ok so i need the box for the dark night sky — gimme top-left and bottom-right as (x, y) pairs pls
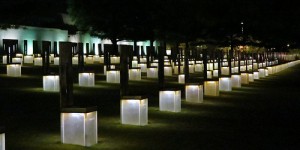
(0, 0), (299, 47)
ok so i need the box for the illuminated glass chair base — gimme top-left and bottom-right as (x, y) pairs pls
(147, 67), (158, 78)
(129, 68), (142, 81)
(178, 74), (185, 84)
(219, 77), (232, 91)
(61, 107), (97, 147)
(43, 75), (60, 91)
(0, 127), (5, 150)
(204, 81), (219, 96)
(121, 96), (148, 126)
(7, 64), (21, 77)
(106, 70), (120, 83)
(231, 75), (241, 88)
(241, 73), (249, 84)
(24, 55), (34, 64)
(79, 73), (95, 87)
(34, 57), (43, 66)
(248, 73), (254, 82)
(185, 84), (203, 103)
(54, 57), (59, 65)
(159, 89), (181, 112)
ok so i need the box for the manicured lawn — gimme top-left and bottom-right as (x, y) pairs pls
(1, 63), (300, 149)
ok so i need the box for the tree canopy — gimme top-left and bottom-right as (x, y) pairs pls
(1, 0), (300, 50)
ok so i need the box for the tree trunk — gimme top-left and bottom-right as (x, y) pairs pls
(158, 41), (165, 90)
(184, 41), (190, 83)
(120, 45), (129, 96)
(77, 43), (84, 73)
(42, 41), (50, 75)
(59, 42), (74, 108)
(203, 48), (208, 80)
(229, 39), (233, 75)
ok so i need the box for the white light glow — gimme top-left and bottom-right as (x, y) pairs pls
(219, 77), (232, 91)
(0, 133), (4, 150)
(147, 68), (158, 78)
(121, 98), (148, 126)
(129, 69), (141, 81)
(61, 111), (97, 146)
(204, 81), (219, 96)
(231, 75), (241, 88)
(7, 64), (21, 77)
(79, 73), (95, 87)
(106, 70), (120, 83)
(185, 85), (203, 103)
(43, 75), (60, 91)
(159, 90), (181, 112)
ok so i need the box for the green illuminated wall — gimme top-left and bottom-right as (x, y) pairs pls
(0, 26), (68, 55)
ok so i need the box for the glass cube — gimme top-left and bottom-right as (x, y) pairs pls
(121, 96), (148, 126)
(265, 69), (269, 76)
(240, 65), (246, 72)
(99, 56), (104, 64)
(207, 71), (213, 79)
(129, 68), (141, 81)
(106, 70), (120, 83)
(159, 90), (181, 112)
(103, 65), (115, 75)
(267, 67), (273, 75)
(247, 65), (253, 71)
(231, 75), (241, 88)
(178, 74), (185, 84)
(147, 67), (158, 78)
(234, 67), (239, 73)
(43, 75), (60, 92)
(185, 84), (203, 103)
(204, 81), (219, 96)
(221, 67), (230, 76)
(54, 57), (60, 65)
(207, 63), (213, 70)
(253, 63), (258, 70)
(140, 57), (147, 63)
(253, 72), (260, 79)
(173, 66), (184, 74)
(166, 49), (171, 55)
(258, 69), (265, 78)
(150, 62), (158, 67)
(219, 77), (232, 91)
(189, 64), (195, 73)
(61, 107), (97, 147)
(34, 57), (43, 66)
(7, 64), (21, 77)
(110, 56), (120, 64)
(2, 56), (7, 64)
(24, 55), (34, 64)
(12, 57), (23, 65)
(213, 70), (218, 78)
(0, 127), (4, 150)
(50, 54), (54, 61)
(79, 73), (95, 87)
(72, 57), (78, 65)
(132, 60), (138, 68)
(138, 63), (147, 73)
(164, 66), (172, 76)
(93, 55), (101, 62)
(241, 73), (249, 84)
(248, 73), (254, 82)
(195, 64), (203, 72)
(213, 62), (218, 69)
(85, 56), (94, 64)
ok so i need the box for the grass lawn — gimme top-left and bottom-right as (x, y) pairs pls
(1, 63), (300, 149)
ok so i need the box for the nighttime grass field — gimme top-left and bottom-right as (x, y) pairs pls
(1, 63), (300, 149)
